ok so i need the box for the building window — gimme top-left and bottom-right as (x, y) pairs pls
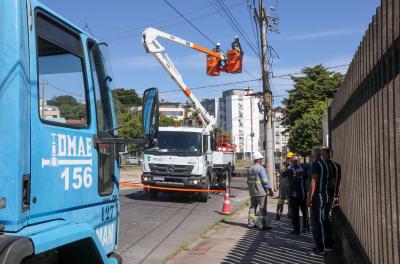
(36, 14), (88, 127)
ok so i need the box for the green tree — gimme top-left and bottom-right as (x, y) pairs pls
(282, 65), (344, 156)
(47, 95), (86, 120)
(159, 114), (175, 126)
(118, 113), (176, 139)
(112, 88), (142, 113)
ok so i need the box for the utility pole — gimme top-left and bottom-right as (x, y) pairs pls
(256, 0), (276, 190)
(41, 79), (47, 119)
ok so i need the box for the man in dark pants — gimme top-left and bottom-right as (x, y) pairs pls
(307, 148), (333, 255)
(247, 151), (274, 230)
(276, 155), (291, 220)
(322, 148), (342, 216)
(288, 154), (309, 235)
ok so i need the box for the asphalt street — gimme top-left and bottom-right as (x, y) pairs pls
(117, 172), (249, 264)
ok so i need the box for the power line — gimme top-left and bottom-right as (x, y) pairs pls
(271, 64), (350, 79)
(99, 0), (245, 41)
(163, 0), (216, 45)
(208, 0), (260, 58)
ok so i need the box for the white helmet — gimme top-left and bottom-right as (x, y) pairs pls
(216, 42), (221, 46)
(253, 151), (264, 160)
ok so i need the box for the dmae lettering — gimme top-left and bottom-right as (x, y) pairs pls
(52, 134), (92, 157)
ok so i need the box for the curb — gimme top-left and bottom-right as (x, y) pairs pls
(163, 198), (250, 264)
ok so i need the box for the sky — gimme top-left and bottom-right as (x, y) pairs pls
(40, 0), (381, 106)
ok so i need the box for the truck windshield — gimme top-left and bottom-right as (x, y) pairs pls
(157, 131), (201, 154)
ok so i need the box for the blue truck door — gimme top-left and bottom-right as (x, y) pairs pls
(87, 40), (121, 251)
(29, 11), (100, 223)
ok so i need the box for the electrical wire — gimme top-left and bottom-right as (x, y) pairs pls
(271, 64), (350, 79)
(163, 0), (216, 45)
(99, 0), (245, 42)
(208, 0), (260, 59)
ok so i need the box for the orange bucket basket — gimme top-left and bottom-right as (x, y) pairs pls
(225, 49), (243, 74)
(206, 55), (221, 76)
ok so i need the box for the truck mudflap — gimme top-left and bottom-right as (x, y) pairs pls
(0, 236), (34, 264)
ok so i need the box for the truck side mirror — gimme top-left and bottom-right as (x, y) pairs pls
(142, 87), (159, 147)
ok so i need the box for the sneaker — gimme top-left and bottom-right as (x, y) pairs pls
(308, 248), (325, 256)
(325, 247), (334, 252)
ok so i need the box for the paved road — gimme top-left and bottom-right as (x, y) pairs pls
(117, 175), (249, 264)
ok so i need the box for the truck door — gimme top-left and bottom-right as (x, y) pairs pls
(29, 11), (101, 222)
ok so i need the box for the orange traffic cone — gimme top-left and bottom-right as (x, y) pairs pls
(143, 186), (149, 196)
(221, 188), (232, 215)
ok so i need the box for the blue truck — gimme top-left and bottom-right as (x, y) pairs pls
(0, 1), (159, 263)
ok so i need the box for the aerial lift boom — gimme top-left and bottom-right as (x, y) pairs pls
(142, 27), (225, 131)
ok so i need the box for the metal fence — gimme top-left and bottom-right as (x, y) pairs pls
(329, 0), (400, 262)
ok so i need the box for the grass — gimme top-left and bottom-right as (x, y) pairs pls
(162, 199), (250, 264)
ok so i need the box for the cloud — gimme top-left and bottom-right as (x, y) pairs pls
(283, 29), (361, 40)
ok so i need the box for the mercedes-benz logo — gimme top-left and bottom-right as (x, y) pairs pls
(167, 166), (175, 174)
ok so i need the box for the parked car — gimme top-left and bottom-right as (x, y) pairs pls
(127, 157), (142, 165)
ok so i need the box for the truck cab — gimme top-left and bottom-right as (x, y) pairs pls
(142, 127), (212, 202)
(0, 1), (159, 263)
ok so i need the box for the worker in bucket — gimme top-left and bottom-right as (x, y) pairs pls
(213, 42), (226, 68)
(231, 36), (242, 52)
(247, 151), (274, 230)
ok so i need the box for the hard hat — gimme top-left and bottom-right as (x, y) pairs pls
(216, 42), (221, 46)
(253, 151), (264, 160)
(234, 36), (239, 40)
(286, 151), (294, 158)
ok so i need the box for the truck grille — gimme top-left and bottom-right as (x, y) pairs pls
(149, 164), (194, 176)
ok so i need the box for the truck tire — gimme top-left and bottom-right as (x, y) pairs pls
(149, 189), (159, 200)
(200, 176), (210, 203)
(108, 252), (123, 264)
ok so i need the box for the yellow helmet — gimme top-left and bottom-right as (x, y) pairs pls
(286, 151), (294, 158)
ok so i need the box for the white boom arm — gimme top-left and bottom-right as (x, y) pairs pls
(142, 27), (223, 131)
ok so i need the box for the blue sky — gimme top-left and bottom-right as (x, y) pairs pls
(40, 0), (380, 105)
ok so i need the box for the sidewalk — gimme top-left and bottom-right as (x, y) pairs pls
(168, 197), (343, 264)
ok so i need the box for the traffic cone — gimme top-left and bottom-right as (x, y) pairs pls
(221, 188), (232, 215)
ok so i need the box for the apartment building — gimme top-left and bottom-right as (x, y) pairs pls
(202, 88), (260, 159)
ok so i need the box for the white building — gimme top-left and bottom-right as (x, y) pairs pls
(202, 88), (260, 159)
(131, 101), (187, 121)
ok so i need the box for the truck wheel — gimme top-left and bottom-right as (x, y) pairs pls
(149, 189), (159, 200)
(200, 177), (210, 203)
(108, 252), (123, 264)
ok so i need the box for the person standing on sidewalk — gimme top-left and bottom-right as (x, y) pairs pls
(247, 151), (274, 230)
(276, 153), (292, 220)
(322, 148), (342, 215)
(306, 148), (333, 255)
(287, 154), (309, 235)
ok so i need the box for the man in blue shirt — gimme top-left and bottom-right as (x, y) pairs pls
(247, 151), (274, 230)
(288, 154), (309, 235)
(307, 148), (333, 255)
(322, 148), (342, 216)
